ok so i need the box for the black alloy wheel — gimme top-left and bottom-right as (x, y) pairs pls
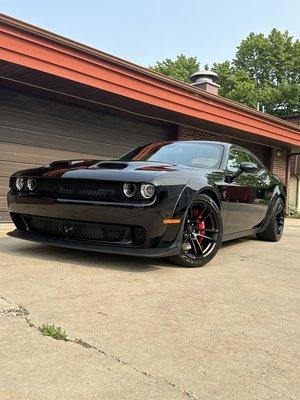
(169, 194), (222, 267)
(256, 197), (285, 242)
(275, 201), (285, 237)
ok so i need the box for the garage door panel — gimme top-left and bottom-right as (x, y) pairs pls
(0, 90), (171, 138)
(0, 143), (107, 165)
(0, 108), (170, 146)
(0, 88), (173, 221)
(0, 213), (8, 223)
(0, 197), (7, 212)
(0, 149), (47, 165)
(0, 127), (130, 158)
(0, 161), (40, 177)
(0, 198), (9, 223)
(0, 177), (9, 187)
(0, 185), (8, 196)
(0, 212), (8, 223)
(0, 112), (144, 146)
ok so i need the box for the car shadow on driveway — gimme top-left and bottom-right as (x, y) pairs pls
(0, 238), (170, 272)
(0, 234), (256, 272)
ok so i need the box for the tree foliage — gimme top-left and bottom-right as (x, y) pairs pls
(150, 30), (300, 116)
(150, 54), (200, 83)
(213, 29), (300, 115)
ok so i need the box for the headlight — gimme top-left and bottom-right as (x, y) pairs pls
(123, 183), (137, 198)
(140, 183), (155, 199)
(15, 177), (25, 191)
(27, 178), (37, 191)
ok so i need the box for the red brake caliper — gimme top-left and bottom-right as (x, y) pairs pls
(198, 220), (206, 244)
(193, 208), (205, 244)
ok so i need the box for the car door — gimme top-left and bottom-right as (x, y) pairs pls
(246, 152), (274, 221)
(219, 147), (264, 235)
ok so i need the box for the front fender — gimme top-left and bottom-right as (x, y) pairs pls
(172, 177), (221, 216)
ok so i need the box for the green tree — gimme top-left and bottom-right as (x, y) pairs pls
(150, 54), (200, 83)
(150, 29), (300, 116)
(213, 61), (258, 108)
(213, 29), (300, 116)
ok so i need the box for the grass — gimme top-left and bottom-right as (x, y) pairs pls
(39, 324), (68, 341)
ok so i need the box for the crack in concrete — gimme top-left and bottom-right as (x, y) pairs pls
(0, 305), (29, 318)
(0, 294), (11, 303)
(0, 299), (199, 400)
(0, 301), (34, 327)
(70, 338), (199, 400)
(1, 297), (296, 400)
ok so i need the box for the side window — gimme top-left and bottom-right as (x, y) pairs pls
(227, 149), (250, 173)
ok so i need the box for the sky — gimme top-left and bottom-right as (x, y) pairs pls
(0, 0), (299, 69)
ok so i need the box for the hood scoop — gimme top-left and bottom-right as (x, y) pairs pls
(94, 162), (128, 170)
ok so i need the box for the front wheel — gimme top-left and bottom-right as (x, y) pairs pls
(168, 194), (222, 267)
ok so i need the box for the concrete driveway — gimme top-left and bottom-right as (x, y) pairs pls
(0, 219), (299, 400)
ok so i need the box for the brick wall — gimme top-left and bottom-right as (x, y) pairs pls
(180, 126), (232, 142)
(271, 149), (289, 185)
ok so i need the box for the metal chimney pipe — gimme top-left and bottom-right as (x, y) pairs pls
(190, 70), (220, 95)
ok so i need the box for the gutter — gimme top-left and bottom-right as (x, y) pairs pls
(0, 12), (299, 134)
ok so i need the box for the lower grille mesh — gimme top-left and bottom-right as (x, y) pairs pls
(21, 215), (146, 244)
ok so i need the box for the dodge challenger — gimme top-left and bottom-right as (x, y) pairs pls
(7, 141), (286, 267)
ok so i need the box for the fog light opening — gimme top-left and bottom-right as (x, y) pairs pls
(27, 178), (37, 191)
(123, 183), (137, 198)
(140, 183), (155, 199)
(15, 177), (25, 191)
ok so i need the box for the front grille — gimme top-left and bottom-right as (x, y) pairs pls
(20, 214), (146, 245)
(32, 179), (124, 202)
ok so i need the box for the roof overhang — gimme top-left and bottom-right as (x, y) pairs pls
(0, 13), (299, 151)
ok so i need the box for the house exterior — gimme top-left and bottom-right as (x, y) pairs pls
(0, 13), (299, 222)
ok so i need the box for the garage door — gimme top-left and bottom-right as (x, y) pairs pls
(0, 87), (175, 222)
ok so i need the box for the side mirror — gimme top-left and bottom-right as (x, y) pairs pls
(240, 161), (258, 174)
(226, 161), (258, 183)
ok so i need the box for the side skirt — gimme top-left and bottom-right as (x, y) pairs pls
(222, 228), (262, 242)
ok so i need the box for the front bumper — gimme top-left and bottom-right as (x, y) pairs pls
(7, 229), (182, 257)
(7, 193), (184, 257)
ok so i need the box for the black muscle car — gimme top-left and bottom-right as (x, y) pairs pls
(7, 141), (286, 267)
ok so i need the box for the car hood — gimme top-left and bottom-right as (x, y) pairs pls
(16, 159), (209, 182)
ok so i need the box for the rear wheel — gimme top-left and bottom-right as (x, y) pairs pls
(168, 194), (222, 267)
(256, 197), (285, 242)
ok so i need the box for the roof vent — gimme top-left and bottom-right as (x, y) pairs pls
(190, 70), (220, 95)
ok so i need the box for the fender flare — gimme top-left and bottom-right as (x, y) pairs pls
(172, 183), (221, 216)
(257, 187), (285, 231)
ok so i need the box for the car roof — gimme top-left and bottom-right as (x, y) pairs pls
(173, 140), (254, 152)
(162, 140), (232, 149)
(179, 140), (230, 146)
(144, 140), (256, 154)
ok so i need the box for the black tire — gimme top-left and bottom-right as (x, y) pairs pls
(168, 194), (222, 267)
(256, 197), (285, 242)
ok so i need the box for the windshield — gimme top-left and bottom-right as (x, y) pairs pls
(120, 142), (223, 169)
